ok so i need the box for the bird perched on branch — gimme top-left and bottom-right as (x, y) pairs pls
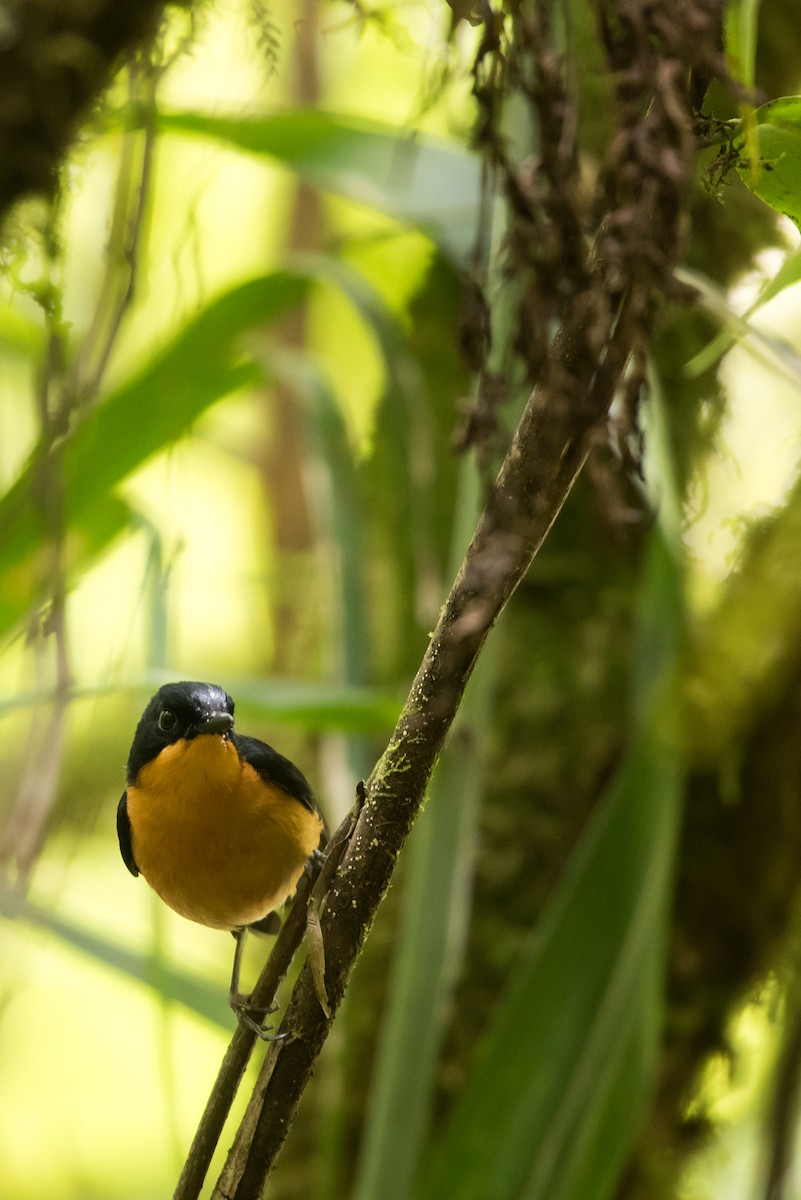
(117, 680), (324, 1035)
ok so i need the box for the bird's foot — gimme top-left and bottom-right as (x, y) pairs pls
(304, 846), (327, 876)
(229, 992), (285, 1041)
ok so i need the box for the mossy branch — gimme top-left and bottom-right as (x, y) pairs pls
(0, 0), (181, 225)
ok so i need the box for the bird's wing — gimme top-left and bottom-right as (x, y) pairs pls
(233, 733), (318, 815)
(117, 792), (140, 877)
(248, 911), (283, 935)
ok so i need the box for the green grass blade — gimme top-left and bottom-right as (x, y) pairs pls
(677, 266), (801, 391)
(354, 654), (499, 1200)
(271, 341), (374, 776)
(158, 109), (480, 260)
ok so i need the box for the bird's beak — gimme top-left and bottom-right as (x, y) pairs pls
(194, 712), (234, 737)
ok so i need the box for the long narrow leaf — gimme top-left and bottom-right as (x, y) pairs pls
(0, 271), (312, 640)
(0, 493), (133, 639)
(158, 110), (480, 261)
(685, 245), (801, 379)
(678, 266), (801, 392)
(0, 675), (399, 733)
(224, 676), (399, 733)
(267, 343), (375, 773)
(0, 885), (230, 1028)
(725, 0), (763, 88)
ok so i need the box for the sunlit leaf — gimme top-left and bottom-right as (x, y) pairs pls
(0, 306), (42, 359)
(725, 0), (764, 88)
(0, 271), (311, 640)
(267, 345), (373, 740)
(0, 674), (399, 733)
(685, 244), (801, 378)
(678, 266), (801, 390)
(737, 97), (801, 229)
(158, 109), (480, 261)
(196, 675), (400, 734)
(0, 885), (230, 1028)
(750, 240), (801, 309)
(357, 251), (468, 675)
(0, 493), (132, 639)
(59, 272), (310, 521)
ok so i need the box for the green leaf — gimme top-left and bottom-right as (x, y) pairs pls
(725, 0), (763, 88)
(417, 533), (684, 1200)
(750, 241), (801, 310)
(237, 256), (420, 721)
(208, 676), (400, 734)
(0, 306), (43, 360)
(265, 344), (374, 750)
(0, 271), (311, 641)
(0, 493), (133, 640)
(737, 96), (801, 229)
(158, 109), (480, 261)
(685, 245), (801, 379)
(354, 728), (486, 1200)
(0, 885), (230, 1028)
(678, 266), (801, 390)
(60, 272), (310, 524)
(0, 674), (399, 733)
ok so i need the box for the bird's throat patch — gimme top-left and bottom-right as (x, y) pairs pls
(134, 733), (240, 806)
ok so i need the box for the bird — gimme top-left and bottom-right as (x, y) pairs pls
(117, 680), (325, 1036)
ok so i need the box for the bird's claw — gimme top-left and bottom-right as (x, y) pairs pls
(230, 993), (284, 1040)
(304, 846), (327, 876)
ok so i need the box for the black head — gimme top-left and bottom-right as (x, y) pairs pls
(126, 681), (235, 784)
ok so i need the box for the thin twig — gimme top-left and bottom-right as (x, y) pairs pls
(0, 48), (162, 884)
(71, 56), (159, 404)
(0, 212), (72, 882)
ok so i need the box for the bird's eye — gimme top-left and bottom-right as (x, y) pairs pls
(158, 709), (177, 732)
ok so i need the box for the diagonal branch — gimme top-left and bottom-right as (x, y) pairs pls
(172, 869), (318, 1200)
(175, 3), (722, 1197)
(213, 306), (653, 1200)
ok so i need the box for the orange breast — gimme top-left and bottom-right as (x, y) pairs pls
(125, 734), (322, 930)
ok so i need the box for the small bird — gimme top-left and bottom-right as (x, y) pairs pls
(117, 680), (324, 1035)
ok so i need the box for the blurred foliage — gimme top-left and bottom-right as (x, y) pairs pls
(3, 2), (801, 1200)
